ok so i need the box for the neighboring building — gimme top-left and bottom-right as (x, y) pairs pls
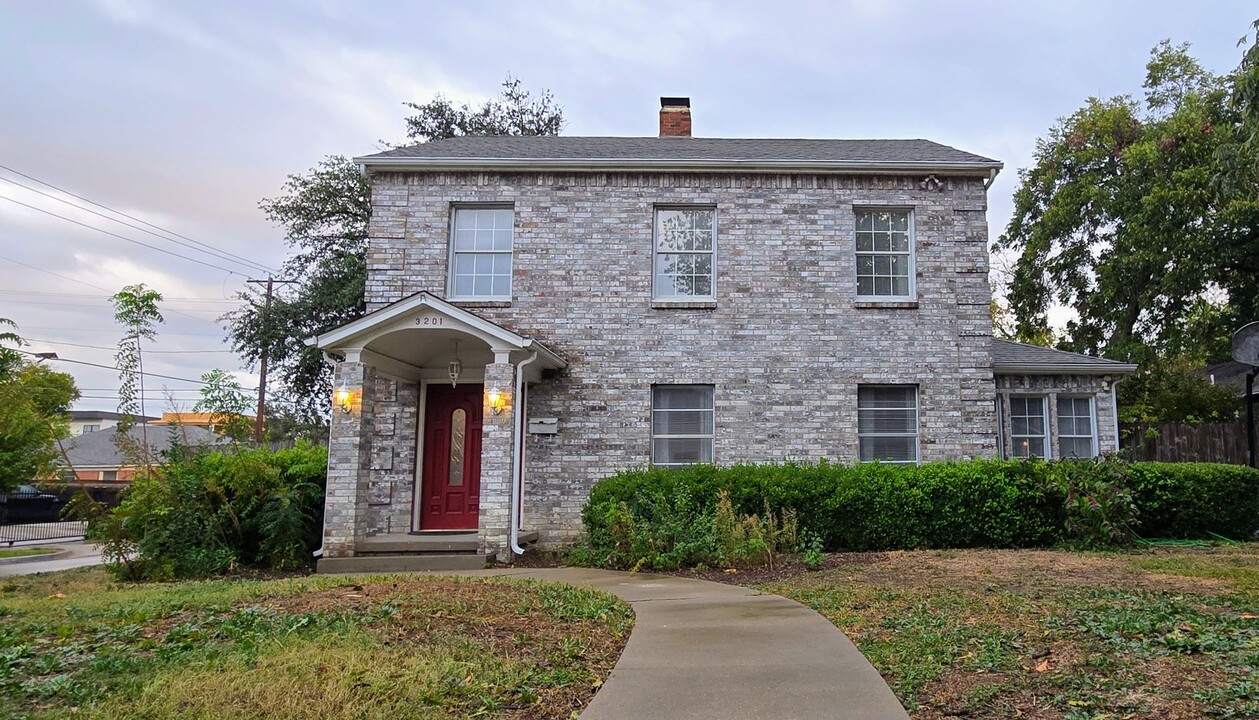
(59, 425), (225, 483)
(312, 97), (1137, 570)
(149, 412), (257, 430)
(68, 410), (156, 436)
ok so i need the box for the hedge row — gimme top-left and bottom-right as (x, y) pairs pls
(579, 460), (1259, 567)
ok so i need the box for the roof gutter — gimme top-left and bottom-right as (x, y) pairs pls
(993, 363), (1138, 375)
(353, 156), (1004, 177)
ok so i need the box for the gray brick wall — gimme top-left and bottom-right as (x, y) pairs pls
(357, 171), (997, 547)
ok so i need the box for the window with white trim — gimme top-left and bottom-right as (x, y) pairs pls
(651, 385), (714, 467)
(654, 208), (715, 299)
(1009, 396), (1049, 459)
(81, 424), (100, 434)
(449, 207), (513, 300)
(1056, 396), (1098, 458)
(857, 385), (919, 463)
(855, 209), (913, 298)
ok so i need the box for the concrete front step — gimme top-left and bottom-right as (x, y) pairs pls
(316, 553), (490, 574)
(357, 533), (478, 555)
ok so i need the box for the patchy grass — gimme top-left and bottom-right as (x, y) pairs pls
(755, 546), (1259, 719)
(0, 548), (55, 559)
(0, 568), (633, 719)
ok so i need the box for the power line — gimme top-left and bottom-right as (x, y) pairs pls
(14, 326), (220, 336)
(0, 255), (230, 327)
(0, 174), (274, 276)
(0, 163), (278, 275)
(0, 289), (242, 304)
(16, 349), (215, 384)
(0, 193), (245, 276)
(25, 339), (235, 354)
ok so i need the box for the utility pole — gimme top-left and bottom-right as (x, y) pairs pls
(247, 277), (297, 444)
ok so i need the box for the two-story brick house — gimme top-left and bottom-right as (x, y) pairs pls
(312, 98), (1135, 572)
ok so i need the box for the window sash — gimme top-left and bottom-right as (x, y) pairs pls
(654, 208), (716, 299)
(1009, 396), (1049, 459)
(449, 207), (514, 300)
(857, 385), (919, 464)
(651, 385), (714, 467)
(854, 209), (913, 299)
(1056, 396), (1097, 458)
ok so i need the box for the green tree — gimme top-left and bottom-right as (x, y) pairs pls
(0, 322), (79, 491)
(111, 284), (164, 460)
(192, 369), (254, 443)
(995, 41), (1257, 362)
(227, 76), (564, 422)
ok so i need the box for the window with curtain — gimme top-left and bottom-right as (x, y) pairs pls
(1056, 396), (1097, 458)
(654, 208), (716, 299)
(651, 385), (714, 467)
(857, 385), (919, 463)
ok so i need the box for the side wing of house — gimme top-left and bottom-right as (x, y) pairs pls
(992, 339), (1137, 459)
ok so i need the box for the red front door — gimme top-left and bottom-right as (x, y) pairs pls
(419, 384), (483, 530)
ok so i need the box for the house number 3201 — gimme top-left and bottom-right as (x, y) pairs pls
(416, 316), (443, 326)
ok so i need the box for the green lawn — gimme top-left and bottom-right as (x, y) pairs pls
(0, 568), (633, 719)
(757, 546), (1259, 719)
(0, 548), (55, 559)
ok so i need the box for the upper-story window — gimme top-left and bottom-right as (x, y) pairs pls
(654, 207), (716, 299)
(855, 209), (914, 299)
(449, 207), (513, 301)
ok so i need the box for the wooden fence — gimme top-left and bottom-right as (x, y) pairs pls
(1121, 421), (1252, 465)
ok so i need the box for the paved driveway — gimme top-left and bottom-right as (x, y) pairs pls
(0, 541), (103, 576)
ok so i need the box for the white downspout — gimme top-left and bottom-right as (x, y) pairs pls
(509, 352), (538, 556)
(1109, 378), (1123, 456)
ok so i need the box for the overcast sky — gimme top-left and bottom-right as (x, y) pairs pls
(1, 0), (1254, 414)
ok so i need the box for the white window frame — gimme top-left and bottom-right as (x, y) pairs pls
(653, 206), (717, 300)
(856, 384), (920, 464)
(1009, 395), (1050, 459)
(650, 384), (715, 468)
(81, 424), (100, 434)
(854, 207), (916, 300)
(1056, 395), (1099, 459)
(447, 205), (514, 302)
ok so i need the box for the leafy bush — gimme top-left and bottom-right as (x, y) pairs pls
(1128, 463), (1259, 540)
(577, 459), (1259, 569)
(88, 441), (327, 580)
(1052, 457), (1139, 549)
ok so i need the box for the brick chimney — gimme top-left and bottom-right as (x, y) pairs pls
(659, 97), (691, 137)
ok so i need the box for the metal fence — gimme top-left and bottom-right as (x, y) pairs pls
(0, 489), (87, 546)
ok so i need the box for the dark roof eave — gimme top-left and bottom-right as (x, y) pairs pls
(353, 156), (1004, 176)
(994, 362), (1138, 375)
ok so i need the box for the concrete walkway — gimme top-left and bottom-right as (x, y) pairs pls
(0, 541), (103, 577)
(466, 567), (909, 720)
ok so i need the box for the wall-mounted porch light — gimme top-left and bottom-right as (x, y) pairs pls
(449, 340), (463, 387)
(335, 382), (354, 414)
(486, 385), (507, 415)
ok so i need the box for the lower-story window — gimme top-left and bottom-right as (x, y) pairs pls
(857, 385), (919, 463)
(1010, 396), (1049, 458)
(1057, 395), (1098, 458)
(651, 385), (714, 467)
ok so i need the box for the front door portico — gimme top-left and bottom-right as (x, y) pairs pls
(419, 383), (483, 530)
(310, 291), (566, 562)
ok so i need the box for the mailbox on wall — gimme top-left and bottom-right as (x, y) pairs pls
(527, 418), (559, 435)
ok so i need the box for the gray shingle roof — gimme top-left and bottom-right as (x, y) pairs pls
(357, 136), (1001, 170)
(60, 425), (226, 468)
(70, 410), (156, 422)
(992, 339), (1137, 374)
